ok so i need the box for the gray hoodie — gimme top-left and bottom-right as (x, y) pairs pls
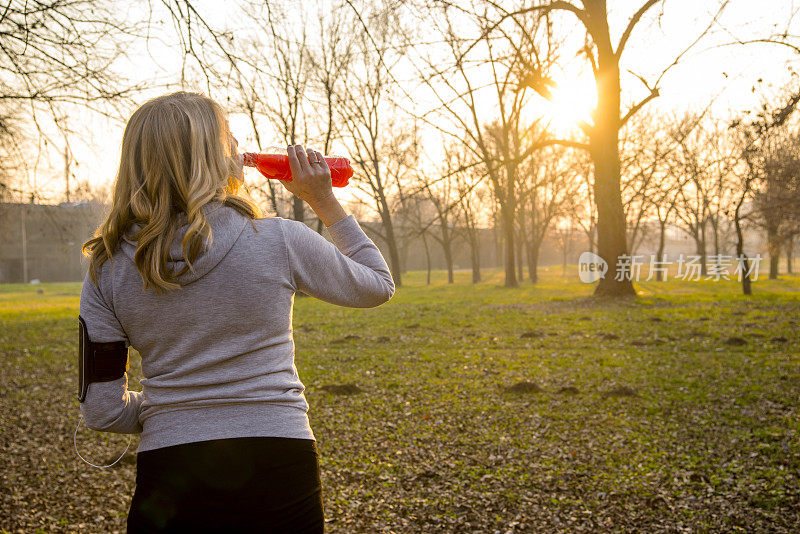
(79, 200), (394, 452)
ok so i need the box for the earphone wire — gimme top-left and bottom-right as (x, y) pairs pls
(73, 414), (132, 469)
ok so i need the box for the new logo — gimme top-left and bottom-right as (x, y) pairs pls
(578, 252), (608, 283)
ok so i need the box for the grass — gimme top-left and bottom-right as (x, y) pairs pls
(1, 266), (799, 532)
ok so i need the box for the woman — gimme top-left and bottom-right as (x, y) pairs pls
(79, 91), (395, 533)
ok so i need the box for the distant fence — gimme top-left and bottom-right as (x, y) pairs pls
(0, 201), (507, 283)
(0, 202), (108, 283)
(0, 201), (773, 284)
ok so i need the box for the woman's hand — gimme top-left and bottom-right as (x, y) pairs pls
(284, 144), (335, 207)
(228, 134), (244, 181)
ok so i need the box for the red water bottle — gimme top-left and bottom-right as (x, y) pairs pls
(242, 149), (352, 187)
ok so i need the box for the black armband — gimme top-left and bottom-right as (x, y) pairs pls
(77, 315), (129, 402)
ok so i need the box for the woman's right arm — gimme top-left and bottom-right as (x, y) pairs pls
(279, 211), (395, 308)
(278, 144), (394, 308)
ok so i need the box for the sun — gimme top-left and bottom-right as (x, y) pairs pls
(540, 75), (597, 136)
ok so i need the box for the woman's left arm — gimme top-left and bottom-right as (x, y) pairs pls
(78, 272), (143, 435)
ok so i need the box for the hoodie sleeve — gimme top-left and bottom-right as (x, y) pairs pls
(78, 270), (143, 435)
(280, 214), (395, 308)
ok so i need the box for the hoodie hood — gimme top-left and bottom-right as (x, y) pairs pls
(120, 200), (248, 285)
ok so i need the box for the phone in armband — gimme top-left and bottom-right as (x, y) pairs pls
(75, 315), (132, 469)
(77, 315), (129, 402)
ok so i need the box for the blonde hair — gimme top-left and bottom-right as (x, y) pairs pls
(82, 91), (263, 294)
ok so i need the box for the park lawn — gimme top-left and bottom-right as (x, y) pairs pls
(1, 267), (799, 533)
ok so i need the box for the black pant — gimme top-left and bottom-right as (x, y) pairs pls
(127, 436), (324, 533)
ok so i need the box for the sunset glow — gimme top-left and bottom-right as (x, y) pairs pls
(540, 74), (597, 136)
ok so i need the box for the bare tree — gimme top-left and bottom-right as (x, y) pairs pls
(164, 0), (357, 228)
(307, 0), (354, 156)
(232, 0), (313, 223)
(0, 0), (142, 196)
(646, 169), (681, 282)
(336, 5), (411, 286)
(448, 147), (491, 283)
(460, 0), (729, 296)
(668, 113), (727, 276)
(407, 3), (564, 287)
(231, 74), (289, 218)
(618, 110), (677, 255)
(754, 128), (800, 279)
(570, 152), (596, 255)
(306, 0), (356, 233)
(416, 148), (466, 284)
(518, 143), (581, 283)
(400, 188), (438, 284)
(456, 174), (489, 283)
(553, 218), (576, 277)
(729, 81), (800, 293)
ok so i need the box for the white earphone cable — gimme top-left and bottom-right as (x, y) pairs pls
(73, 414), (132, 469)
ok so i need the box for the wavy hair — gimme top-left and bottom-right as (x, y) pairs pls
(82, 91), (263, 294)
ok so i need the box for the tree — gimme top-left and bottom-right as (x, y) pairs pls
(553, 218), (576, 277)
(669, 113), (724, 276)
(729, 81), (800, 293)
(571, 152), (597, 255)
(469, 0), (727, 296)
(306, 0), (356, 233)
(417, 148), (465, 284)
(219, 0), (314, 223)
(754, 128), (800, 279)
(442, 143), (489, 284)
(336, 4), (411, 287)
(454, 168), (489, 283)
(518, 143), (581, 283)
(0, 0), (142, 196)
(618, 110), (679, 256)
(400, 188), (438, 285)
(408, 2), (564, 287)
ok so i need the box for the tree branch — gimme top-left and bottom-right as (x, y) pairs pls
(615, 0), (661, 59)
(620, 88), (660, 127)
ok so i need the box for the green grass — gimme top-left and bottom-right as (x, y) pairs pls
(1, 266), (799, 532)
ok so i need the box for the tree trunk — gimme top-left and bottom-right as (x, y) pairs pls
(591, 142), (633, 295)
(468, 227), (482, 283)
(422, 232), (431, 285)
(442, 225), (454, 284)
(699, 220), (708, 276)
(444, 241), (454, 284)
(399, 233), (411, 276)
(378, 197), (403, 287)
(516, 230), (525, 283)
(735, 207), (752, 295)
(786, 237), (794, 275)
(493, 211), (502, 272)
(768, 230), (780, 279)
(266, 180), (281, 217)
(656, 219), (667, 282)
(501, 203), (518, 287)
(528, 238), (540, 284)
(695, 236), (707, 277)
(472, 241), (481, 284)
(587, 2), (635, 298)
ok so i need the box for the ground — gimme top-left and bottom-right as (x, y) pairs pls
(1, 267), (799, 533)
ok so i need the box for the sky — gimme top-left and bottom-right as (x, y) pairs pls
(16, 0), (800, 209)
